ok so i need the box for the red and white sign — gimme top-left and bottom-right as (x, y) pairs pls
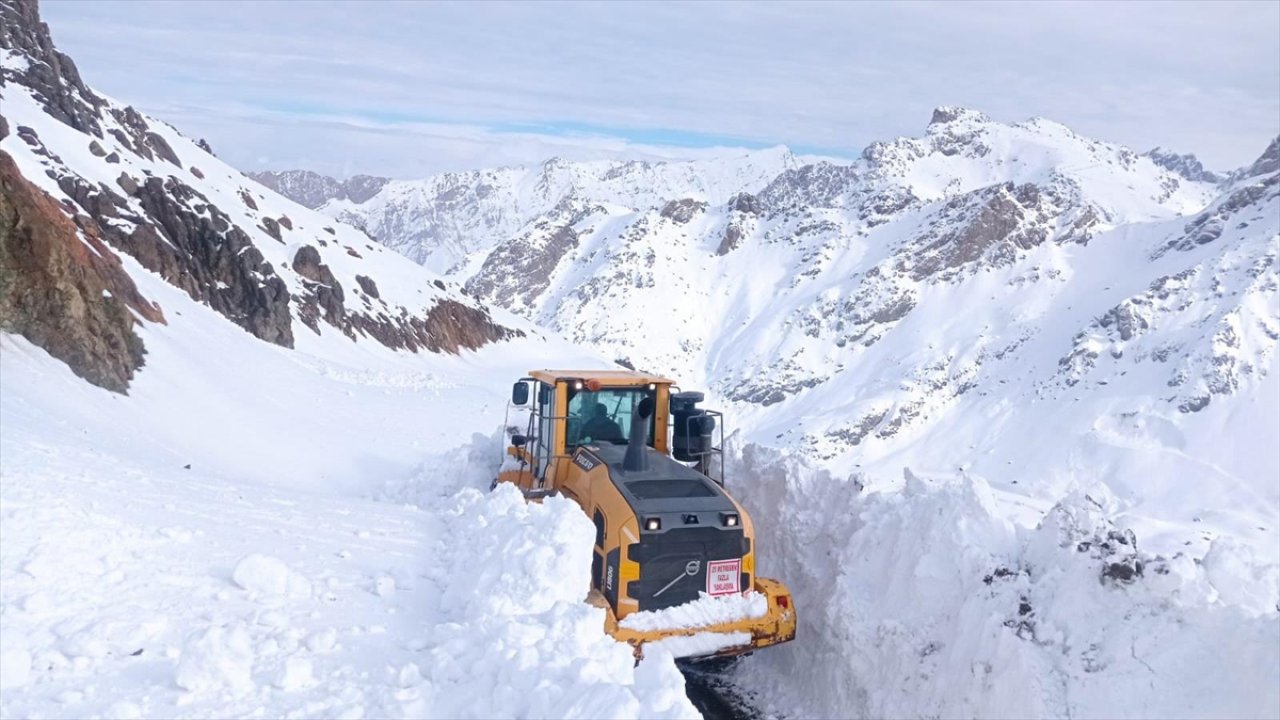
(706, 558), (741, 596)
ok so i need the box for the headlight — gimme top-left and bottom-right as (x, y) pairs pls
(721, 512), (739, 527)
(644, 517), (661, 531)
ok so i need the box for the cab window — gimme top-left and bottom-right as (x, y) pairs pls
(566, 387), (655, 448)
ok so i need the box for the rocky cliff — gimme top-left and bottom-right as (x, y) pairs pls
(0, 0), (517, 392)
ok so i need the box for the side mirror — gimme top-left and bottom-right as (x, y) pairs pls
(511, 434), (528, 448)
(511, 381), (529, 406)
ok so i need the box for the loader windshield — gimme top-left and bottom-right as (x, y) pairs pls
(566, 387), (655, 448)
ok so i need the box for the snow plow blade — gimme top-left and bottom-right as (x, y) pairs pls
(600, 578), (797, 661)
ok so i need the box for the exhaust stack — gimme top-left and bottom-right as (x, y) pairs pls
(623, 397), (654, 472)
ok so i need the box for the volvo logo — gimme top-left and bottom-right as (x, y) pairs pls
(655, 560), (702, 597)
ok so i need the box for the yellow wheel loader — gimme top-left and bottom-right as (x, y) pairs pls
(495, 369), (796, 660)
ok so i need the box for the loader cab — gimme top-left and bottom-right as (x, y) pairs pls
(504, 370), (675, 494)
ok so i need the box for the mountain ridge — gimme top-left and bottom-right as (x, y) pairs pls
(291, 102), (1277, 483)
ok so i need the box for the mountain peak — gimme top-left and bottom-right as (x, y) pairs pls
(1243, 135), (1280, 179)
(1143, 147), (1225, 184)
(928, 106), (992, 127)
(248, 169), (390, 209)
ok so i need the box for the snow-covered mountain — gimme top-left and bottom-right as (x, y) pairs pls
(0, 0), (522, 395)
(314, 106), (1273, 457)
(309, 146), (806, 275)
(3, 0), (1278, 717)
(247, 169), (390, 210)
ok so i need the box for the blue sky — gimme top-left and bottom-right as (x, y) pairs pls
(41, 0), (1280, 178)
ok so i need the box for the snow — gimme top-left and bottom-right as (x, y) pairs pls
(722, 443), (1280, 719)
(619, 592), (767, 632)
(174, 626), (256, 696)
(232, 555), (313, 600)
(3, 14), (1277, 715)
(0, 294), (697, 718)
(645, 633), (752, 661)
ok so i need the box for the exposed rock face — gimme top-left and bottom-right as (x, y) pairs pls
(287, 245), (508, 352)
(464, 195), (596, 310)
(659, 198), (707, 224)
(355, 274), (379, 298)
(929, 105), (992, 126)
(1244, 136), (1280, 179)
(118, 175), (295, 346)
(911, 182), (1060, 280)
(0, 151), (162, 392)
(1144, 147), (1227, 185)
(342, 175), (390, 204)
(0, 0), (102, 136)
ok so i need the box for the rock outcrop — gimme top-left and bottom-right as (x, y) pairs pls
(0, 0), (102, 136)
(0, 151), (163, 392)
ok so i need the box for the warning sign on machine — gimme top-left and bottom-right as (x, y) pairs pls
(706, 558), (741, 596)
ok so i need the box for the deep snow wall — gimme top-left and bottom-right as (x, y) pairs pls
(723, 443), (1280, 720)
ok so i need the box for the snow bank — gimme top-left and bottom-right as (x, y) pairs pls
(380, 430), (506, 505)
(401, 483), (698, 719)
(726, 443), (1280, 719)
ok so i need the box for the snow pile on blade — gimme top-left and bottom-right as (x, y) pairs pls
(620, 592), (768, 632)
(726, 443), (1280, 720)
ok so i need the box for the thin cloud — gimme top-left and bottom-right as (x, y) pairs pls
(41, 0), (1280, 177)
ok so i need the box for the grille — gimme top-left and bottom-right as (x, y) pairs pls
(627, 527), (749, 611)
